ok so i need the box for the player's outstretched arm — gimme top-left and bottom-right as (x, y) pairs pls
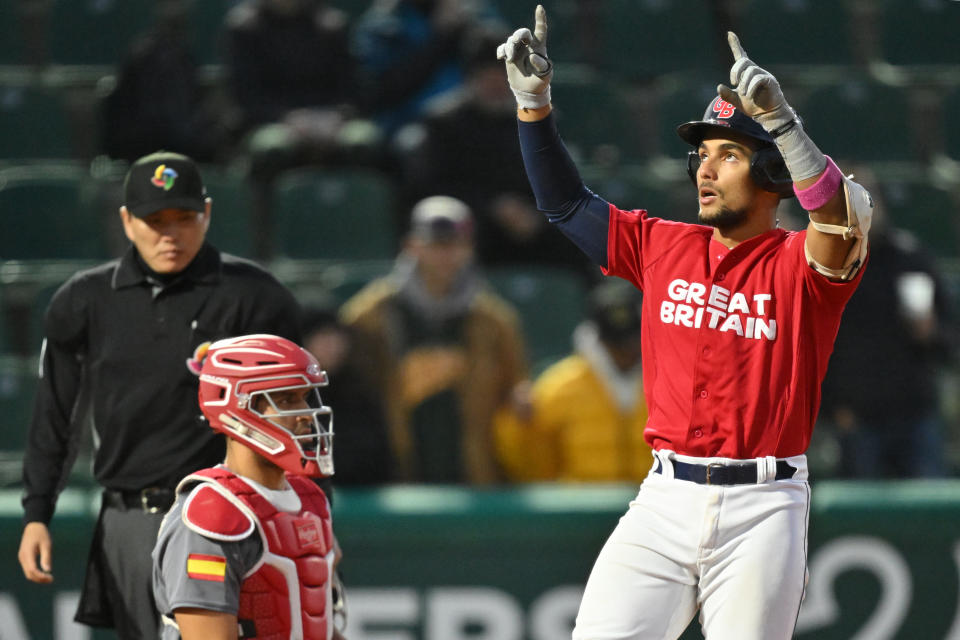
(498, 4), (553, 121)
(499, 5), (612, 268)
(719, 32), (870, 280)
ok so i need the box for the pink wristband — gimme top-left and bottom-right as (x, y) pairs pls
(794, 155), (842, 211)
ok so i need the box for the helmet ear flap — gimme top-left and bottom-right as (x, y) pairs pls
(750, 146), (794, 197)
(686, 150), (700, 185)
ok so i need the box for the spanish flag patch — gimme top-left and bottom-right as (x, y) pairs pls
(186, 553), (227, 582)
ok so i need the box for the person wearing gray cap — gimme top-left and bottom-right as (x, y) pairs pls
(341, 195), (529, 484)
(17, 150), (302, 639)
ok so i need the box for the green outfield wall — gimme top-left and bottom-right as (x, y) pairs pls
(2, 481), (959, 639)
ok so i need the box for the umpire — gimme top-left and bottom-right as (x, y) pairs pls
(16, 151), (302, 639)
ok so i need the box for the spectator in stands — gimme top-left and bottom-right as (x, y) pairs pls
(223, 0), (376, 257)
(821, 168), (957, 478)
(224, 0), (358, 141)
(495, 280), (651, 482)
(16, 151), (302, 640)
(100, 0), (227, 163)
(352, 0), (504, 139)
(301, 305), (395, 484)
(340, 195), (528, 484)
(396, 27), (592, 275)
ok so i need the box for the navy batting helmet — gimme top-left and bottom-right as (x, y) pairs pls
(677, 96), (794, 198)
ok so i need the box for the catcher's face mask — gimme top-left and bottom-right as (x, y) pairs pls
(197, 334), (335, 477)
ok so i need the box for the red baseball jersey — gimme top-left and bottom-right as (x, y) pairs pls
(604, 206), (863, 459)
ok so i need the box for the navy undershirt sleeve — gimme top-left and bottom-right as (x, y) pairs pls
(518, 113), (611, 268)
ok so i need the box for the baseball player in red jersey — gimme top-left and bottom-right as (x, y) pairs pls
(152, 335), (346, 639)
(498, 6), (873, 639)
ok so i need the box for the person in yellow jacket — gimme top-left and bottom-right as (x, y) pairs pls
(496, 280), (652, 482)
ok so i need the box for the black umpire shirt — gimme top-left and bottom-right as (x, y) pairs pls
(22, 242), (302, 525)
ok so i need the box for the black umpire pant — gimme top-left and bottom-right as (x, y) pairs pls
(75, 489), (174, 640)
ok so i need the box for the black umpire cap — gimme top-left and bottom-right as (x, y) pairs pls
(123, 151), (207, 218)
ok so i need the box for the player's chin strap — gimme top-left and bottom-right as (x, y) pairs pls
(803, 171), (874, 281)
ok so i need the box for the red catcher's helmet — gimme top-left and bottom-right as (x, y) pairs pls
(197, 334), (334, 477)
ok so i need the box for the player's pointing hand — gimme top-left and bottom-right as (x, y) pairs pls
(716, 31), (786, 122)
(497, 4), (553, 109)
(726, 30), (747, 61)
(533, 4), (548, 53)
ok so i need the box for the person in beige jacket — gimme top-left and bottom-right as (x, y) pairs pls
(341, 195), (528, 484)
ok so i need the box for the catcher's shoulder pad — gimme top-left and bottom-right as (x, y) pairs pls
(182, 482), (256, 542)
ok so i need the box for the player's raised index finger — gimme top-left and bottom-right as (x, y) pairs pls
(727, 31), (747, 61)
(534, 4), (548, 43)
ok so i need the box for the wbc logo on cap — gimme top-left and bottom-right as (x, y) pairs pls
(151, 164), (178, 191)
(712, 97), (737, 119)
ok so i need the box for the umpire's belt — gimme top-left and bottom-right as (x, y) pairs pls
(654, 458), (796, 485)
(103, 487), (175, 513)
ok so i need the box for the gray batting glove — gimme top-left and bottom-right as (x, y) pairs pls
(496, 4), (552, 109)
(717, 32), (796, 135)
(718, 31), (825, 180)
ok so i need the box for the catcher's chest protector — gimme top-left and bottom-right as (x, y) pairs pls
(194, 468), (335, 640)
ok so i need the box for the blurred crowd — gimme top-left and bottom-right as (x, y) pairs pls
(98, 0), (594, 272)
(5, 0), (960, 486)
(97, 0), (611, 486)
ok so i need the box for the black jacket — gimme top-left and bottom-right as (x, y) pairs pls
(22, 243), (301, 524)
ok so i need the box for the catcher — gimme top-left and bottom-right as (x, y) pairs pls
(152, 334), (346, 639)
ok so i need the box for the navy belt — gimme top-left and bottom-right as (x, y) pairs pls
(655, 458), (796, 485)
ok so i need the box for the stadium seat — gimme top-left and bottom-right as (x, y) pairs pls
(272, 168), (398, 260)
(0, 164), (110, 260)
(278, 258), (395, 311)
(878, 0), (960, 66)
(550, 78), (650, 163)
(0, 353), (94, 488)
(737, 0), (856, 67)
(202, 166), (255, 257)
(314, 260), (393, 306)
(486, 265), (588, 368)
(0, 2), (24, 64)
(49, 0), (152, 65)
(0, 85), (74, 160)
(0, 355), (39, 452)
(186, 0), (234, 65)
(941, 85), (960, 162)
(596, 0), (716, 79)
(881, 178), (959, 260)
(798, 78), (913, 162)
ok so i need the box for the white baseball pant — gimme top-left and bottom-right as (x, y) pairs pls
(573, 451), (810, 640)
